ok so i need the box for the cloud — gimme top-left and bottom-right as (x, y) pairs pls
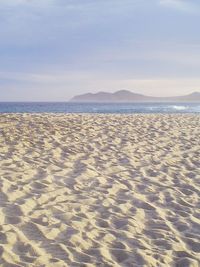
(0, 0), (200, 101)
(0, 0), (136, 9)
(0, 0), (135, 46)
(94, 78), (200, 96)
(159, 0), (199, 13)
(0, 0), (55, 7)
(1, 75), (200, 101)
(0, 71), (91, 84)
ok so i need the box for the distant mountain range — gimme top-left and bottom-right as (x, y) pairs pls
(70, 90), (200, 103)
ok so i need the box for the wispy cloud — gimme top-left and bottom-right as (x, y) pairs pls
(159, 0), (199, 13)
(0, 71), (91, 83)
(0, 0), (200, 100)
(1, 75), (200, 101)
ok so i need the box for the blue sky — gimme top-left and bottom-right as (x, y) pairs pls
(0, 0), (200, 101)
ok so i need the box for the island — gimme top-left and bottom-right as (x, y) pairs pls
(70, 90), (200, 103)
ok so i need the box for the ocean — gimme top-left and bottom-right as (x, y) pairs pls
(0, 102), (200, 113)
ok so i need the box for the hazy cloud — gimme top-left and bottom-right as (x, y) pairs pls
(159, 0), (199, 13)
(0, 0), (200, 100)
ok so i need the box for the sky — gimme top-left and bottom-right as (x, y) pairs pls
(0, 0), (200, 101)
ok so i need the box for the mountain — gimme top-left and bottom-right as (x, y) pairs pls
(70, 90), (200, 103)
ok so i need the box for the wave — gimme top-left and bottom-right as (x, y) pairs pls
(0, 102), (200, 113)
(171, 105), (188, 111)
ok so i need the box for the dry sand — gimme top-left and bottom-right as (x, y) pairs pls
(0, 114), (200, 267)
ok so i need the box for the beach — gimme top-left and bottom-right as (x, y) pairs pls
(0, 113), (200, 267)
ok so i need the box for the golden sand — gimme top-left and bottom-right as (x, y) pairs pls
(0, 114), (200, 266)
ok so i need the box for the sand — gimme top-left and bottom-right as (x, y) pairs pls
(0, 113), (200, 267)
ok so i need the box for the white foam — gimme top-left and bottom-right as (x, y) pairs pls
(172, 105), (187, 110)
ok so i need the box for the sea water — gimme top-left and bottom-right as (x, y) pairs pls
(0, 102), (200, 113)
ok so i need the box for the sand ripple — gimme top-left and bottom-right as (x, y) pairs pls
(0, 114), (200, 266)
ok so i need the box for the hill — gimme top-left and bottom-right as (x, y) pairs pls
(70, 90), (200, 103)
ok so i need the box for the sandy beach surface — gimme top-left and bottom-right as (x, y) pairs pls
(0, 114), (200, 267)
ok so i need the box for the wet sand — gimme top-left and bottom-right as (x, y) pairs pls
(0, 114), (200, 267)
